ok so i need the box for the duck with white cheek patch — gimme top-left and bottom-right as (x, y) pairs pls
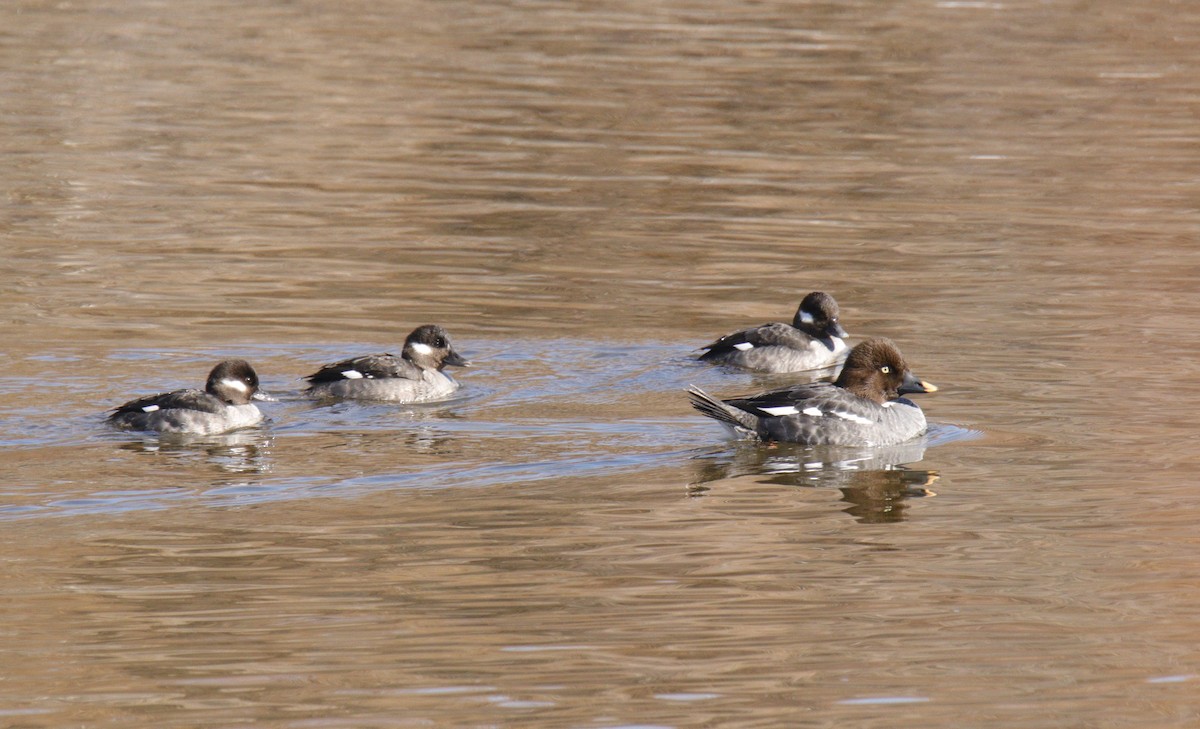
(698, 291), (850, 373)
(305, 324), (470, 403)
(689, 337), (938, 447)
(108, 359), (270, 435)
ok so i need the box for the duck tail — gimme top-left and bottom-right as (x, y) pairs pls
(687, 385), (760, 436)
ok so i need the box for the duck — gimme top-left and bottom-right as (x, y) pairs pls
(698, 291), (849, 373)
(305, 324), (469, 402)
(108, 359), (268, 435)
(688, 337), (937, 446)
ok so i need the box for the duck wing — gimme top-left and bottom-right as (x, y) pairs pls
(305, 353), (423, 384)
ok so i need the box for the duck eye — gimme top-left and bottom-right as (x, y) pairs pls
(435, 338), (446, 348)
(880, 366), (890, 374)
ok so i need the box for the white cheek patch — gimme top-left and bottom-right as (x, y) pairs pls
(832, 411), (873, 425)
(733, 342), (754, 351)
(760, 405), (799, 416)
(141, 404), (160, 413)
(220, 378), (249, 394)
(341, 370), (364, 380)
(410, 342), (434, 356)
(798, 310), (815, 325)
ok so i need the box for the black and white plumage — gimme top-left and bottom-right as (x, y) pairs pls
(108, 359), (267, 435)
(305, 324), (470, 402)
(688, 338), (937, 446)
(698, 291), (850, 373)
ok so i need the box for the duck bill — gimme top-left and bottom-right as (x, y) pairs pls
(898, 372), (937, 395)
(826, 321), (849, 339)
(252, 390), (279, 402)
(443, 350), (471, 368)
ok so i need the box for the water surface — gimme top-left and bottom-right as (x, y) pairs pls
(3, 0), (1200, 726)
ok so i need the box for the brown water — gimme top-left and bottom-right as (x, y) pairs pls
(3, 0), (1200, 726)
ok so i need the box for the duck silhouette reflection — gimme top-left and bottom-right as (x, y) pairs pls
(116, 430), (275, 475)
(690, 439), (937, 523)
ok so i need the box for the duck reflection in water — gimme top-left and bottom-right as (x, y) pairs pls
(689, 439), (937, 524)
(116, 431), (274, 475)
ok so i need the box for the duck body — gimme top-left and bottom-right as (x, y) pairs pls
(305, 324), (469, 403)
(689, 338), (937, 447)
(699, 291), (849, 373)
(109, 359), (267, 435)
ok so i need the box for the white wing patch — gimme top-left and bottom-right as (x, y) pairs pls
(341, 369), (365, 380)
(802, 406), (823, 417)
(141, 404), (160, 413)
(220, 378), (249, 393)
(733, 342), (754, 351)
(760, 405), (798, 416)
(410, 342), (434, 356)
(832, 411), (873, 425)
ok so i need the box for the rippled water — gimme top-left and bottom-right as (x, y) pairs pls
(4, 0), (1200, 726)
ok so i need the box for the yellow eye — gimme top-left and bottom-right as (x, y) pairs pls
(880, 366), (890, 374)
